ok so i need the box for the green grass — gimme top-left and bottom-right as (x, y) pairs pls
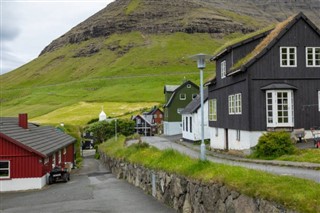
(126, 0), (141, 15)
(1, 32), (221, 120)
(100, 136), (320, 213)
(31, 101), (159, 126)
(276, 149), (320, 164)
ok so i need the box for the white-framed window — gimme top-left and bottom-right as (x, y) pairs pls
(266, 90), (294, 127)
(137, 118), (141, 124)
(280, 47), (297, 67)
(63, 147), (67, 155)
(0, 161), (10, 178)
(187, 84), (191, 88)
(228, 95), (235, 114)
(58, 150), (62, 164)
(306, 47), (320, 67)
(186, 117), (188, 132)
(235, 93), (242, 114)
(154, 114), (157, 118)
(180, 93), (186, 100)
(228, 94), (242, 115)
(318, 91), (320, 112)
(209, 99), (217, 121)
(221, 60), (226, 79)
(159, 114), (163, 118)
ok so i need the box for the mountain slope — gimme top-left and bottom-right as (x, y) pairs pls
(1, 0), (319, 122)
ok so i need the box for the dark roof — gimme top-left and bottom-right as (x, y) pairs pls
(228, 12), (320, 75)
(0, 117), (76, 157)
(260, 83), (298, 90)
(181, 88), (208, 114)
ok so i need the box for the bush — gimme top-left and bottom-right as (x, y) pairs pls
(253, 131), (297, 158)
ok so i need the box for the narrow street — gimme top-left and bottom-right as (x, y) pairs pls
(141, 136), (320, 183)
(0, 150), (174, 213)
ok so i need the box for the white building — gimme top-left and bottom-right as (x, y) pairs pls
(181, 89), (210, 141)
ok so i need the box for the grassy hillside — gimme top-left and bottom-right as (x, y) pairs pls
(1, 32), (227, 124)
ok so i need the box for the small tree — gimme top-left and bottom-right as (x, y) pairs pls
(85, 119), (135, 143)
(253, 131), (297, 158)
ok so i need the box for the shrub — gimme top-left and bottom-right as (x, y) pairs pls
(253, 131), (297, 158)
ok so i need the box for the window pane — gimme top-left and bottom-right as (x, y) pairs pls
(0, 170), (9, 177)
(0, 162), (9, 169)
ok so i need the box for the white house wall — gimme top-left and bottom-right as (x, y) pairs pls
(209, 127), (263, 150)
(163, 121), (181, 135)
(0, 175), (47, 192)
(182, 101), (210, 141)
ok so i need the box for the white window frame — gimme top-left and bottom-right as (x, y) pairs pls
(63, 147), (67, 155)
(137, 118), (141, 124)
(0, 161), (10, 179)
(180, 93), (186, 100)
(209, 99), (217, 121)
(266, 90), (294, 128)
(228, 93), (242, 115)
(187, 84), (191, 88)
(306, 47), (320, 67)
(280, 47), (297, 67)
(153, 114), (157, 118)
(318, 91), (320, 112)
(221, 60), (226, 79)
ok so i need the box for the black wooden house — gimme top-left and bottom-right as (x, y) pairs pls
(206, 13), (320, 151)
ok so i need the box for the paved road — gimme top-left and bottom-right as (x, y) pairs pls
(0, 151), (174, 213)
(141, 136), (320, 183)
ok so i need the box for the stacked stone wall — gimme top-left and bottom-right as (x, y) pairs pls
(100, 153), (296, 213)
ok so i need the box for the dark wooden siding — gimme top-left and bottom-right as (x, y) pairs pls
(248, 18), (320, 131)
(214, 37), (264, 87)
(209, 78), (250, 130)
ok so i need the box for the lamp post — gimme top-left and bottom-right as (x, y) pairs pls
(190, 53), (211, 161)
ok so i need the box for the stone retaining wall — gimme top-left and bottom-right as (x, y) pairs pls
(100, 152), (295, 213)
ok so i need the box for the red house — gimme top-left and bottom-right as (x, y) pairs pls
(0, 114), (76, 192)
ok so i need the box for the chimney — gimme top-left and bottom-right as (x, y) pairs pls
(19, 113), (28, 129)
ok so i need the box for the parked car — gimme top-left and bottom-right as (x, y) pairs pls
(48, 166), (70, 184)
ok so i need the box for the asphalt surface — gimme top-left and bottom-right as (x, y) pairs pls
(0, 150), (174, 213)
(141, 136), (320, 183)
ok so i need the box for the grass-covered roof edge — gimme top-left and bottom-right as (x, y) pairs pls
(228, 12), (320, 74)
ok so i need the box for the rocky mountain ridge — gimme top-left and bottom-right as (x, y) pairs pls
(40, 0), (320, 55)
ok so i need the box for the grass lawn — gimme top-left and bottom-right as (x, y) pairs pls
(276, 149), (320, 164)
(100, 136), (320, 213)
(31, 101), (159, 126)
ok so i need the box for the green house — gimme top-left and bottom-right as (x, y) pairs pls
(163, 80), (199, 135)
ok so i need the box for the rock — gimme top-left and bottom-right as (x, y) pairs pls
(233, 195), (258, 213)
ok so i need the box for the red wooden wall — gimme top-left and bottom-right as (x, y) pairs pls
(0, 137), (43, 178)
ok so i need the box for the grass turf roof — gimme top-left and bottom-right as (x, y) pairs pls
(230, 14), (296, 72)
(212, 25), (274, 57)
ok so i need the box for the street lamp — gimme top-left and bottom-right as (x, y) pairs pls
(190, 53), (211, 161)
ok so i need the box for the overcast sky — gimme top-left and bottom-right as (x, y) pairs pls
(1, 0), (115, 75)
